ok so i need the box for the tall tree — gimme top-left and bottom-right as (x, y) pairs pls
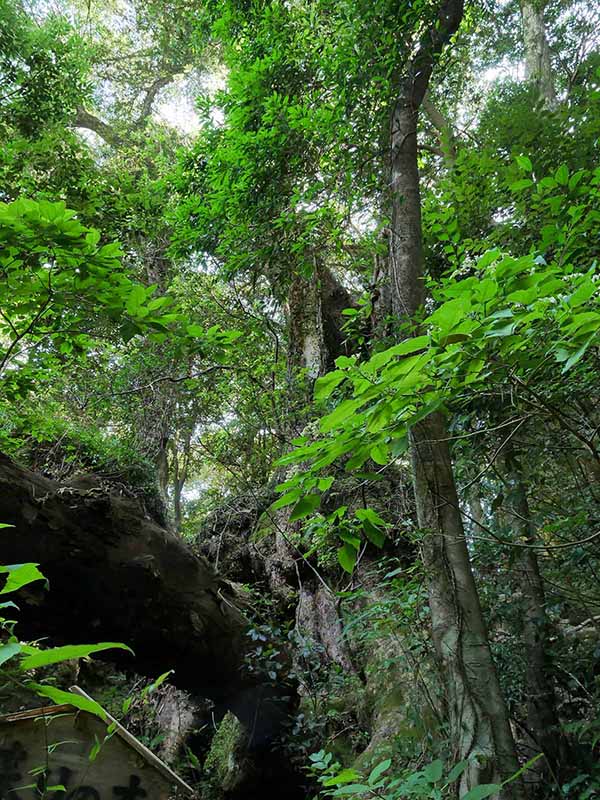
(381, 0), (523, 790)
(519, 0), (557, 107)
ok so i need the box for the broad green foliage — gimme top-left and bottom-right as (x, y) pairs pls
(171, 0), (441, 288)
(423, 70), (600, 276)
(0, 198), (170, 382)
(0, 197), (243, 399)
(275, 168), (600, 569)
(0, 4), (93, 138)
(309, 751), (542, 799)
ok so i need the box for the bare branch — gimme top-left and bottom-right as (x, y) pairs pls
(135, 72), (179, 127)
(422, 91), (457, 163)
(74, 106), (123, 147)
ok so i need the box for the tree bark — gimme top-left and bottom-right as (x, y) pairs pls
(171, 432), (191, 534)
(0, 453), (247, 702)
(519, 0), (557, 108)
(502, 449), (567, 778)
(422, 91), (457, 166)
(74, 107), (124, 148)
(287, 262), (353, 380)
(386, 0), (522, 792)
(409, 415), (521, 793)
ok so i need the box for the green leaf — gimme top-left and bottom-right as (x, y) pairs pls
(340, 531), (361, 549)
(142, 669), (174, 698)
(338, 543), (358, 573)
(289, 494), (321, 521)
(446, 760), (469, 783)
(501, 753), (543, 786)
(125, 284), (147, 315)
(369, 336), (429, 369)
(27, 684), (107, 720)
(88, 734), (103, 762)
(559, 334), (596, 372)
(568, 277), (596, 308)
(461, 784), (502, 800)
(555, 164), (569, 186)
(361, 519), (385, 547)
(568, 170), (585, 191)
(271, 489), (302, 510)
(368, 759), (392, 785)
(509, 179), (533, 192)
(0, 523), (15, 529)
(370, 442), (389, 466)
(335, 356), (356, 368)
(321, 399), (364, 433)
(318, 477), (335, 491)
(516, 155), (532, 172)
(20, 642), (133, 671)
(366, 402), (393, 433)
(423, 759), (444, 783)
(0, 563), (46, 595)
(0, 642), (21, 666)
(314, 370), (346, 401)
(429, 296), (471, 335)
(355, 508), (386, 527)
(477, 249), (501, 270)
(323, 769), (361, 786)
(332, 784), (372, 795)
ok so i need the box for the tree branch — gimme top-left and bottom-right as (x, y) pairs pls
(403, 0), (465, 109)
(135, 73), (177, 127)
(74, 107), (124, 147)
(74, 69), (177, 146)
(422, 91), (457, 164)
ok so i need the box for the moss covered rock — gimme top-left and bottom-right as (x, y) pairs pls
(201, 712), (252, 800)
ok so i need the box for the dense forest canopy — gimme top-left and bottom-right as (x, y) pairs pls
(0, 0), (599, 797)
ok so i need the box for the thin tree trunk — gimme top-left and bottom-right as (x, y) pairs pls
(173, 472), (185, 533)
(387, 0), (522, 785)
(502, 449), (567, 778)
(469, 489), (486, 538)
(156, 433), (170, 509)
(519, 0), (557, 108)
(422, 91), (457, 166)
(171, 433), (191, 534)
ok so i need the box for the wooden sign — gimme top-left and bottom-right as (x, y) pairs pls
(0, 689), (193, 800)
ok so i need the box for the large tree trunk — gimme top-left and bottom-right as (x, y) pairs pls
(519, 0), (557, 108)
(287, 262), (353, 380)
(409, 414), (521, 793)
(278, 263), (356, 666)
(387, 0), (522, 790)
(0, 453), (247, 702)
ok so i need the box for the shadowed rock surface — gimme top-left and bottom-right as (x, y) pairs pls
(0, 452), (248, 702)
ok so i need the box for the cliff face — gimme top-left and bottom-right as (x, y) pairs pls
(0, 452), (248, 701)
